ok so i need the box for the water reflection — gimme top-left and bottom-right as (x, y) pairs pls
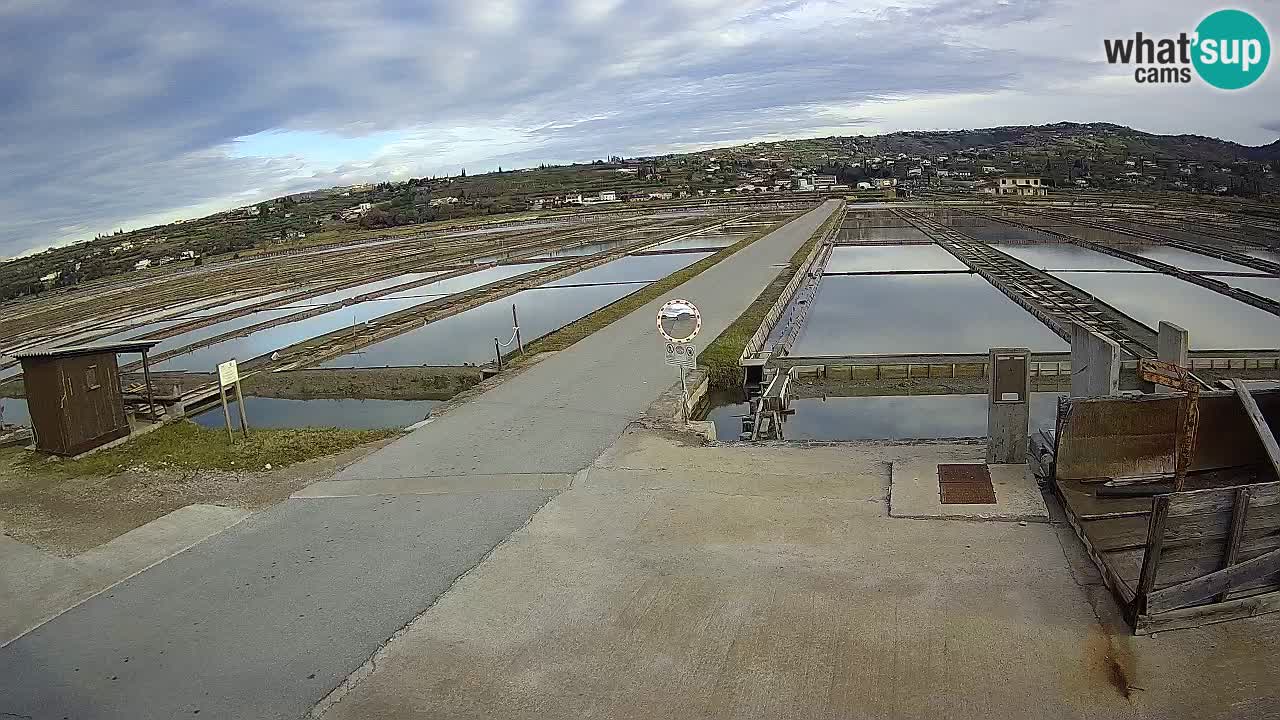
(323, 282), (649, 367)
(193, 397), (439, 430)
(988, 243), (1145, 271)
(0, 396), (30, 426)
(835, 227), (928, 243)
(153, 265), (547, 371)
(706, 392), (1063, 441)
(824, 245), (967, 273)
(1053, 271), (1280, 350)
(1205, 275), (1280, 304)
(647, 235), (736, 251)
(1127, 246), (1259, 274)
(792, 274), (1067, 355)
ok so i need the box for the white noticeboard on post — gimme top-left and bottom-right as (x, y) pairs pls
(217, 359), (239, 388)
(664, 342), (696, 368)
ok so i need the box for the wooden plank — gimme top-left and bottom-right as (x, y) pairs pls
(1167, 480), (1280, 515)
(1135, 495), (1170, 603)
(1217, 488), (1253, 602)
(1233, 378), (1280, 482)
(1146, 545), (1280, 614)
(1087, 502), (1280, 552)
(1052, 479), (1136, 607)
(1136, 588), (1280, 635)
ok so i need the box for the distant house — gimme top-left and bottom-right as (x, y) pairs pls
(648, 191), (674, 200)
(792, 177), (814, 191)
(134, 259), (152, 270)
(981, 166), (998, 174)
(341, 202), (374, 220)
(179, 250), (197, 260)
(978, 176), (1048, 196)
(856, 181), (872, 190)
(907, 167), (923, 177)
(812, 175), (837, 189)
(428, 197), (458, 207)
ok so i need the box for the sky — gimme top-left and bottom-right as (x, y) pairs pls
(1, 0), (1278, 260)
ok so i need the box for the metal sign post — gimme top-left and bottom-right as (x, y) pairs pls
(658, 299), (702, 423)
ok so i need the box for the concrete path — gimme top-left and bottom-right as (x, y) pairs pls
(0, 504), (250, 646)
(318, 429), (1280, 720)
(0, 200), (839, 720)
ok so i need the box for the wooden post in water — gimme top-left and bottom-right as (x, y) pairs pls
(494, 338), (503, 371)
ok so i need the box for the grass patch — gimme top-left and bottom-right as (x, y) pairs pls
(509, 214), (801, 362)
(697, 204), (843, 388)
(20, 421), (397, 476)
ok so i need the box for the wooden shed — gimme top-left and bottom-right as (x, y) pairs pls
(14, 340), (160, 456)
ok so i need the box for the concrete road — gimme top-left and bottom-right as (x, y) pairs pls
(0, 200), (838, 720)
(319, 429), (1280, 720)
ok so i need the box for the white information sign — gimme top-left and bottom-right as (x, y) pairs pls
(217, 359), (239, 388)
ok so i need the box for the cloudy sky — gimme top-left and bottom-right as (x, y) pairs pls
(1, 0), (1277, 259)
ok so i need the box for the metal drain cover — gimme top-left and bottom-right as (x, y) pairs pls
(938, 464), (996, 504)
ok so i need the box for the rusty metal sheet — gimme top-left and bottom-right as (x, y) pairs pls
(938, 464), (997, 505)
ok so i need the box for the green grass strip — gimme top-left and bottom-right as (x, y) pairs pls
(697, 206), (842, 387)
(18, 421), (397, 476)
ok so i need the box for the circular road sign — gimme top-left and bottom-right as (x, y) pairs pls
(657, 298), (701, 343)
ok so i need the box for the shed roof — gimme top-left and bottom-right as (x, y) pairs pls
(14, 340), (161, 360)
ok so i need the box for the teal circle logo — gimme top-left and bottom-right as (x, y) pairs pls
(1193, 9), (1270, 89)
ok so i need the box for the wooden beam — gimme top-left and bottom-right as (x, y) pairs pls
(1136, 589), (1280, 635)
(1146, 545), (1280, 614)
(1216, 488), (1253, 603)
(1135, 495), (1170, 609)
(1232, 378), (1280, 482)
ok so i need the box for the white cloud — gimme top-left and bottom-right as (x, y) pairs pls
(0, 0), (1276, 259)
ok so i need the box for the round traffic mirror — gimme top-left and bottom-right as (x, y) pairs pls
(657, 298), (701, 343)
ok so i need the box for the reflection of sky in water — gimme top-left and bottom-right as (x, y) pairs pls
(1053, 271), (1280, 350)
(0, 397), (30, 426)
(707, 392), (1063, 441)
(152, 265), (549, 371)
(824, 245), (966, 273)
(193, 397), (439, 430)
(272, 272), (444, 310)
(648, 235), (736, 251)
(954, 224), (1059, 244)
(324, 282), (648, 367)
(835, 227), (927, 243)
(792, 274), (1066, 355)
(1204, 275), (1280, 305)
(988, 243), (1144, 271)
(1127, 246), (1259, 274)
(542, 252), (709, 288)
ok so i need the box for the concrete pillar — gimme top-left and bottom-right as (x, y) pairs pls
(1155, 321), (1190, 395)
(1070, 322), (1120, 398)
(987, 347), (1030, 464)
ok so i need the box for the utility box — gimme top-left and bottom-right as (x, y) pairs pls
(987, 347), (1030, 464)
(15, 340), (159, 456)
